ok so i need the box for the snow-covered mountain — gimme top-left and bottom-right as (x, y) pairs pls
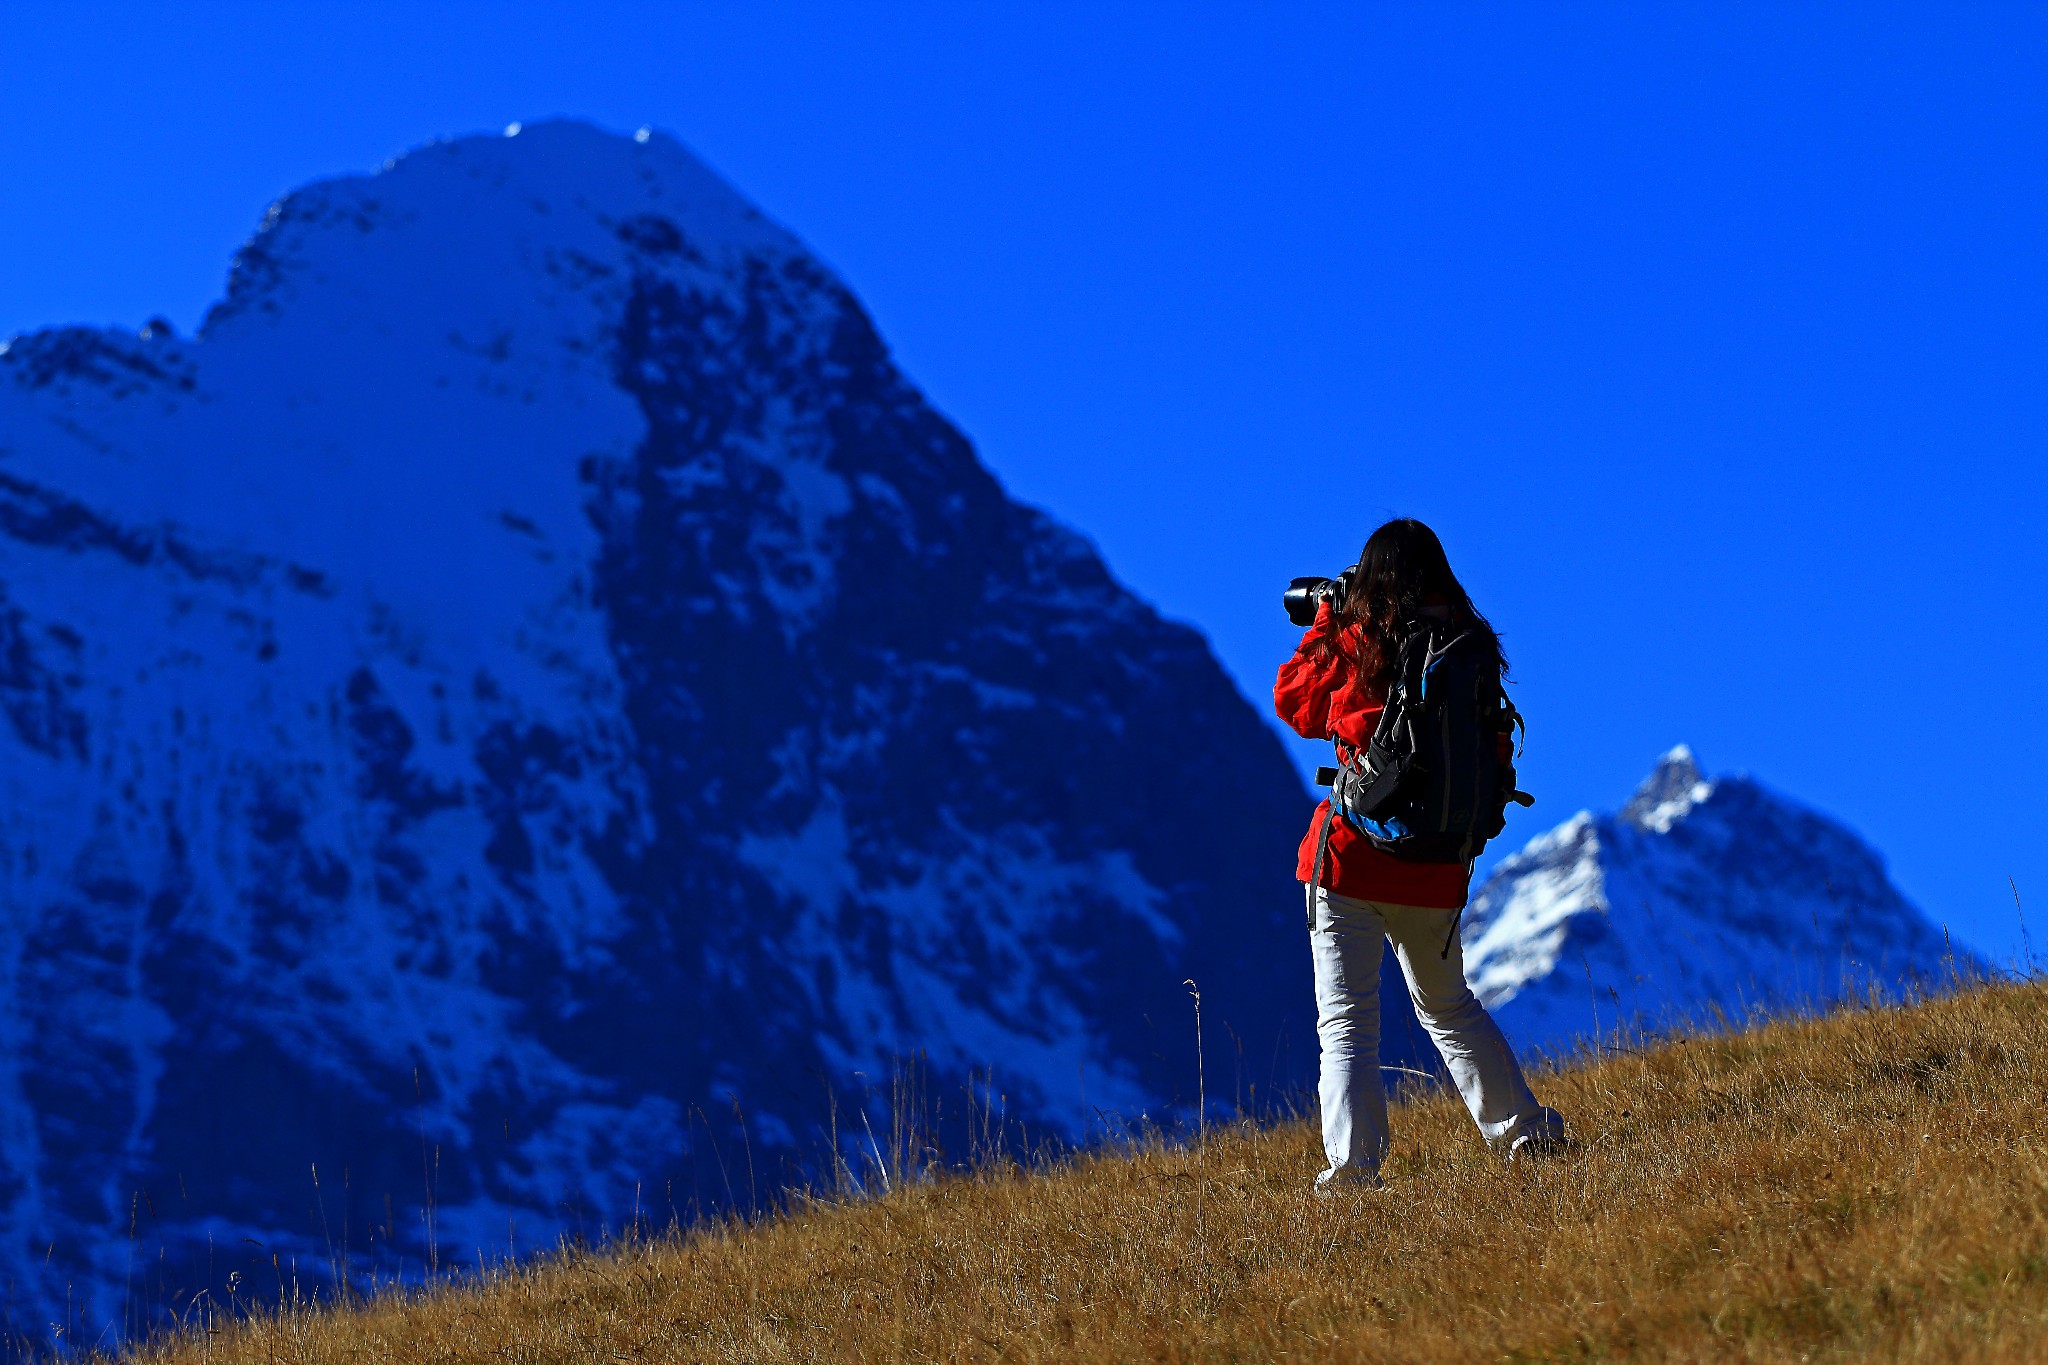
(1463, 746), (1976, 1056)
(0, 120), (1324, 1340)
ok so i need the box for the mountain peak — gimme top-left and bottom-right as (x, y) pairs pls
(1465, 747), (1974, 1057)
(1619, 744), (1711, 833)
(200, 118), (800, 341)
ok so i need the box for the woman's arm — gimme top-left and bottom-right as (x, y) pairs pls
(1273, 599), (1349, 740)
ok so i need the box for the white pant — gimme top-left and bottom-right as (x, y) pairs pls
(1309, 886), (1561, 1184)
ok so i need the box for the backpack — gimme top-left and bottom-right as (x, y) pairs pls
(1310, 617), (1530, 884)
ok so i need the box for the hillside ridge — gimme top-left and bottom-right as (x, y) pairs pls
(121, 977), (2048, 1363)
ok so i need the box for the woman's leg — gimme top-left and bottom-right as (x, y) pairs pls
(1308, 885), (1392, 1186)
(1377, 900), (1565, 1152)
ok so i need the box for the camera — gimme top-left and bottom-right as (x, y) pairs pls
(1283, 574), (1347, 628)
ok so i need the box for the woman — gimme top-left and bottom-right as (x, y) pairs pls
(1274, 518), (1564, 1193)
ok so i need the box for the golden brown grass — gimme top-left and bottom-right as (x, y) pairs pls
(129, 979), (2048, 1362)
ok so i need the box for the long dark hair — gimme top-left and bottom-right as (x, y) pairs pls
(1314, 518), (1507, 692)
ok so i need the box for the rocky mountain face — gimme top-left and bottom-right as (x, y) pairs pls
(1462, 746), (1976, 1056)
(0, 121), (1327, 1340)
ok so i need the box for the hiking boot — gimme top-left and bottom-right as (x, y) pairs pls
(1505, 1106), (1570, 1163)
(1313, 1167), (1386, 1197)
(1507, 1130), (1573, 1162)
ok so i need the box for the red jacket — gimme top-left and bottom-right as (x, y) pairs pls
(1272, 600), (1473, 909)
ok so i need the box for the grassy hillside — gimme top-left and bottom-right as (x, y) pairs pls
(126, 980), (2048, 1362)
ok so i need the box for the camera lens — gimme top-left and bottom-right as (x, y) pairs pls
(1284, 576), (1334, 627)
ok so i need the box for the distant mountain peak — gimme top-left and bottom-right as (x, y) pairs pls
(1466, 748), (1974, 1057)
(1619, 743), (1712, 833)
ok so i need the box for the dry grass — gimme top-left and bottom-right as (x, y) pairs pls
(127, 979), (2048, 1362)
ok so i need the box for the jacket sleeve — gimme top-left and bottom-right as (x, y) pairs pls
(1273, 600), (1347, 740)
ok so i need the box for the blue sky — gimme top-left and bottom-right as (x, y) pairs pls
(4, 4), (2044, 959)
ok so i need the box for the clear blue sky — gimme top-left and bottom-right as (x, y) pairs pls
(4, 4), (2044, 960)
